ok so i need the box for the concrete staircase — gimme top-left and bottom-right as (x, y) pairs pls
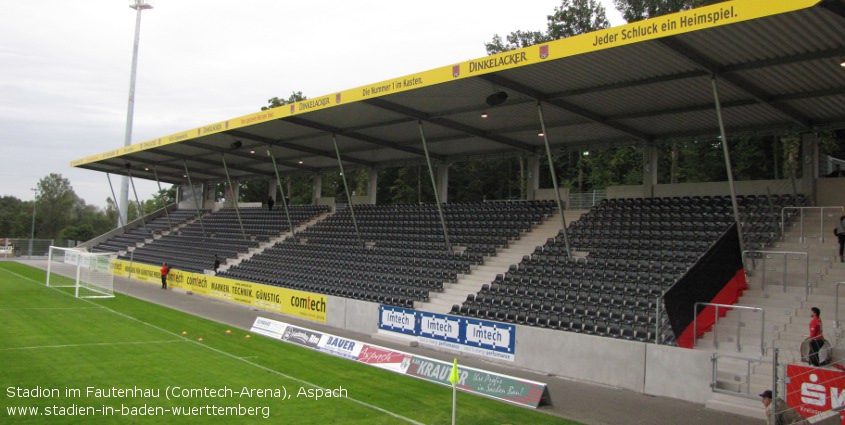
(420, 210), (587, 314)
(209, 211), (333, 274)
(703, 211), (845, 418)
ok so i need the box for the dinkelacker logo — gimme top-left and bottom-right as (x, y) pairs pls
(452, 64), (460, 78)
(539, 44), (549, 59)
(335, 93), (342, 104)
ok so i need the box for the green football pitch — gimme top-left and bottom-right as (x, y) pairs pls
(0, 262), (578, 424)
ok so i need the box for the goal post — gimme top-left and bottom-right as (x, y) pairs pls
(46, 246), (116, 298)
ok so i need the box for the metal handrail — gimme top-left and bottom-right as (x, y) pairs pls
(743, 250), (810, 297)
(835, 282), (845, 329)
(711, 353), (765, 399)
(781, 206), (843, 243)
(693, 302), (765, 355)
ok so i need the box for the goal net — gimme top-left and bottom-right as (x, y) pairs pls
(46, 246), (116, 298)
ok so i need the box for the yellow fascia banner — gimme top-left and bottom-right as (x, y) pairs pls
(110, 259), (327, 323)
(71, 0), (820, 168)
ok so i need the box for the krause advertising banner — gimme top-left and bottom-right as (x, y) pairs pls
(112, 259), (327, 322)
(404, 356), (547, 408)
(379, 305), (516, 362)
(786, 364), (845, 424)
(250, 317), (547, 408)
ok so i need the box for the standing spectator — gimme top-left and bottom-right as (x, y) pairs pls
(267, 196), (275, 211)
(160, 262), (170, 290)
(836, 207), (845, 263)
(809, 307), (824, 366)
(759, 390), (807, 425)
(213, 255), (221, 275)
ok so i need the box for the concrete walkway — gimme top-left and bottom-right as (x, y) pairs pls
(21, 259), (764, 425)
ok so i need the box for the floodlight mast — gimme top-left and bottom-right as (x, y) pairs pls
(118, 0), (153, 228)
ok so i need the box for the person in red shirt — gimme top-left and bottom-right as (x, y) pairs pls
(809, 307), (824, 366)
(160, 262), (170, 290)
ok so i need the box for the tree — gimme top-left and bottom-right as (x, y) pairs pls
(59, 224), (96, 243)
(0, 196), (33, 238)
(548, 0), (610, 38)
(261, 91), (307, 111)
(486, 0), (609, 54)
(612, 0), (725, 23)
(35, 173), (78, 239)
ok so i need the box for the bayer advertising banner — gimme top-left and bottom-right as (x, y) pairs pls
(378, 305), (516, 362)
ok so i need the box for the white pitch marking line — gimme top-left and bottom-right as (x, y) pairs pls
(0, 307), (99, 311)
(0, 339), (184, 351)
(2, 266), (425, 425)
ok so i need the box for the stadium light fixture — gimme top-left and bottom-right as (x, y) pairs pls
(485, 91), (508, 107)
(537, 130), (545, 137)
(298, 160), (304, 164)
(480, 112), (488, 118)
(119, 0), (153, 229)
(249, 149), (255, 154)
(841, 58), (845, 67)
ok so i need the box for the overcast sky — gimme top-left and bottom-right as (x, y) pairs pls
(0, 1), (625, 209)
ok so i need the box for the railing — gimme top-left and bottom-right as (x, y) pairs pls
(567, 189), (606, 210)
(781, 206), (843, 243)
(693, 302), (765, 355)
(835, 282), (845, 329)
(711, 353), (765, 399)
(743, 250), (810, 297)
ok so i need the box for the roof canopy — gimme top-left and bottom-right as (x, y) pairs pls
(72, 0), (845, 185)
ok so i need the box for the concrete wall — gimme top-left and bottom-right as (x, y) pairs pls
(326, 296), (379, 335)
(535, 188), (570, 204)
(607, 185), (644, 199)
(316, 197), (336, 207)
(644, 344), (713, 404)
(514, 325), (647, 392)
(816, 178), (845, 207)
(607, 179), (807, 200)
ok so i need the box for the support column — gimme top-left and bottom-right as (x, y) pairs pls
(418, 122), (451, 252)
(183, 161), (207, 238)
(267, 177), (276, 201)
(126, 167), (146, 226)
(152, 166), (172, 230)
(367, 168), (378, 205)
(537, 103), (572, 259)
(221, 154), (247, 240)
(712, 76), (745, 254)
(801, 132), (818, 204)
(267, 150), (296, 238)
(526, 155), (540, 201)
(436, 162), (450, 204)
(106, 173), (125, 228)
(332, 135), (363, 244)
(312, 173), (322, 205)
(642, 143), (658, 198)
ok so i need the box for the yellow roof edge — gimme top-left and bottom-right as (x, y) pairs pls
(71, 0), (821, 168)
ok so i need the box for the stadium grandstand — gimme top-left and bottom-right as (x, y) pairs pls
(71, 0), (845, 421)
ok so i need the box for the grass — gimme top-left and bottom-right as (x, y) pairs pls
(0, 262), (579, 424)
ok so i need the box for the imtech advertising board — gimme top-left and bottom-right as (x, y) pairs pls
(110, 259), (326, 323)
(379, 305), (516, 362)
(250, 317), (547, 408)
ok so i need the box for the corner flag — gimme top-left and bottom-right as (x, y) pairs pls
(449, 358), (459, 386)
(449, 358), (459, 425)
